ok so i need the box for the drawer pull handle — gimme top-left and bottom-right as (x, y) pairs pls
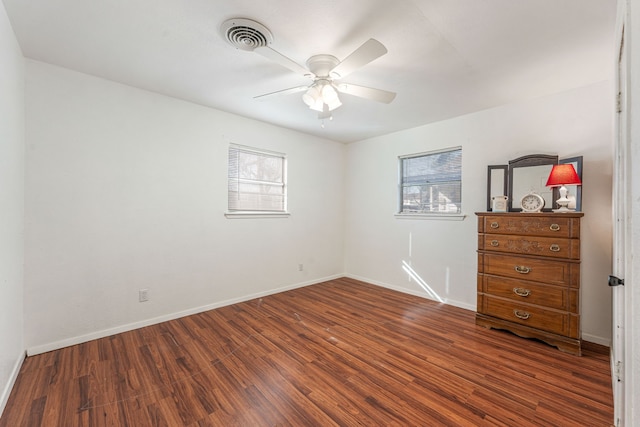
(514, 265), (531, 274)
(549, 244), (561, 252)
(513, 310), (531, 320)
(490, 222), (499, 229)
(490, 240), (499, 247)
(549, 223), (560, 231)
(513, 287), (531, 297)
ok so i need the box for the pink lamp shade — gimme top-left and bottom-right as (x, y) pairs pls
(545, 164), (582, 187)
(546, 164), (581, 212)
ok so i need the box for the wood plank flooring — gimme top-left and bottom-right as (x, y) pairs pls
(1, 277), (613, 426)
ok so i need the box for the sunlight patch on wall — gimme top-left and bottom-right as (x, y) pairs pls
(401, 260), (444, 303)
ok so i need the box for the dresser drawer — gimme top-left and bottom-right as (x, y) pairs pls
(479, 215), (580, 238)
(479, 295), (579, 338)
(478, 274), (578, 312)
(479, 253), (580, 287)
(479, 234), (580, 259)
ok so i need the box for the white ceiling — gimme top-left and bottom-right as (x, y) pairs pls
(3, 0), (617, 143)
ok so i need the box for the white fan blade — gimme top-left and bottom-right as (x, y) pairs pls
(254, 85), (308, 101)
(336, 83), (396, 104)
(254, 46), (313, 77)
(330, 39), (387, 79)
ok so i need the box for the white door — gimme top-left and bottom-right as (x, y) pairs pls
(611, 8), (627, 426)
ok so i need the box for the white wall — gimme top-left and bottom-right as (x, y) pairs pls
(19, 41), (616, 354)
(24, 60), (345, 354)
(0, 1), (25, 416)
(344, 81), (614, 345)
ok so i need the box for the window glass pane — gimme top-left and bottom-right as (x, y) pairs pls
(228, 145), (286, 212)
(400, 148), (462, 214)
(237, 151), (283, 182)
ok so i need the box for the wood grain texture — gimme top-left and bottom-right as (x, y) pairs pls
(1, 278), (613, 426)
(477, 212), (584, 355)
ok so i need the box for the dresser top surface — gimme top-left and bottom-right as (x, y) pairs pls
(476, 212), (584, 218)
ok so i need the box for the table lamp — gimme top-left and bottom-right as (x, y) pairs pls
(545, 164), (582, 212)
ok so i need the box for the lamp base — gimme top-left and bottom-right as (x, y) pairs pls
(553, 186), (575, 212)
(553, 206), (575, 213)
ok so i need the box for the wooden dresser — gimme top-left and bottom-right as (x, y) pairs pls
(476, 212), (584, 355)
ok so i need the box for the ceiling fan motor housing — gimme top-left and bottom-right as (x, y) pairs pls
(306, 54), (340, 78)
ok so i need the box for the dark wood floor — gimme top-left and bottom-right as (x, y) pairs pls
(1, 277), (613, 426)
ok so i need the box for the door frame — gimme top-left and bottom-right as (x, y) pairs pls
(612, 1), (631, 425)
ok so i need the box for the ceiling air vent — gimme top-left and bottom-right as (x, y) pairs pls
(220, 18), (273, 51)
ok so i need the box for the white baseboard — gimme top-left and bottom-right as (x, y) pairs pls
(25, 272), (610, 356)
(581, 333), (611, 347)
(27, 274), (344, 356)
(0, 350), (26, 418)
(344, 273), (476, 312)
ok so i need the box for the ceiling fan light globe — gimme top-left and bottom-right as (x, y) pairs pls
(321, 84), (339, 103)
(302, 93), (314, 107)
(302, 86), (321, 108)
(326, 97), (342, 111)
(310, 100), (324, 112)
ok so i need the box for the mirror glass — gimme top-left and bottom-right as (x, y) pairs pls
(511, 164), (554, 209)
(559, 156), (583, 211)
(487, 165), (507, 210)
(507, 154), (558, 211)
(490, 168), (506, 196)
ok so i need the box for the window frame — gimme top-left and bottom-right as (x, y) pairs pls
(225, 143), (289, 219)
(396, 146), (465, 220)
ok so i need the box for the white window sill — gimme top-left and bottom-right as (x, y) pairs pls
(225, 211), (291, 219)
(394, 213), (467, 221)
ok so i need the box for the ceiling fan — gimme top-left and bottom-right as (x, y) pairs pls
(220, 18), (396, 121)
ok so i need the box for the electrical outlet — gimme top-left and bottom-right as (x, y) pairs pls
(298, 263), (304, 271)
(139, 289), (149, 302)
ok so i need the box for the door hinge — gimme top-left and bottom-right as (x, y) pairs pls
(609, 275), (624, 287)
(615, 360), (623, 382)
(617, 91), (623, 113)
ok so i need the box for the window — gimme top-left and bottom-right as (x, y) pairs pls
(228, 144), (287, 214)
(399, 147), (462, 214)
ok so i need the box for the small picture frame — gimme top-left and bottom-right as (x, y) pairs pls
(487, 165), (508, 211)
